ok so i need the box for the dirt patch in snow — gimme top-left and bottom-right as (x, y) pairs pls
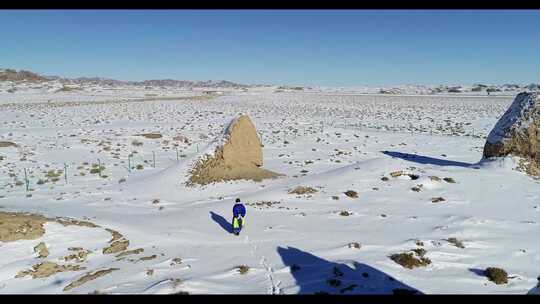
(102, 239), (129, 255)
(0, 141), (17, 148)
(63, 249), (92, 263)
(135, 133), (163, 139)
(0, 212), (49, 242)
(188, 114), (281, 185)
(15, 262), (85, 279)
(1, 211), (130, 258)
(288, 186), (318, 195)
(115, 248), (144, 258)
(63, 268), (119, 291)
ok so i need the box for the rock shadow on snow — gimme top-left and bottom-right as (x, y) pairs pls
(468, 268), (487, 277)
(382, 151), (473, 168)
(277, 246), (422, 294)
(209, 211), (232, 233)
(527, 277), (540, 295)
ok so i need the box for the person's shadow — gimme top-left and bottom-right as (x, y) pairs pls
(277, 246), (422, 295)
(210, 211), (232, 233)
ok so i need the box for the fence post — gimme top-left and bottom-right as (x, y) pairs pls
(176, 148), (179, 162)
(153, 151), (156, 168)
(24, 168), (29, 191)
(98, 158), (102, 177)
(128, 154), (131, 173)
(64, 163), (68, 184)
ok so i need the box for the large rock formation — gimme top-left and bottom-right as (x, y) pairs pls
(483, 92), (540, 175)
(187, 114), (280, 185)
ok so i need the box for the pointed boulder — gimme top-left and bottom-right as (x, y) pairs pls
(188, 114), (281, 185)
(483, 92), (540, 175)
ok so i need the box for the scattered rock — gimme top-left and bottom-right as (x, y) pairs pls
(34, 242), (49, 258)
(443, 177), (456, 183)
(411, 186), (422, 192)
(344, 190), (358, 198)
(431, 197), (446, 203)
(347, 242), (361, 249)
(446, 237), (465, 248)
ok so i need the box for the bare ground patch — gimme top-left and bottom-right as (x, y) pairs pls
(63, 268), (119, 291)
(0, 141), (17, 148)
(16, 262), (85, 279)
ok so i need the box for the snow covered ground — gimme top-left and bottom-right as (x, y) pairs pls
(0, 88), (539, 294)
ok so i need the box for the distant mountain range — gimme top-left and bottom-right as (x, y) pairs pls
(1, 68), (538, 93)
(0, 68), (254, 88)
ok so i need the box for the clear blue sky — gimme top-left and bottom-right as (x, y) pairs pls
(1, 9), (539, 86)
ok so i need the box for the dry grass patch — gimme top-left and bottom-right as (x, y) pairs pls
(236, 265), (250, 275)
(390, 250), (432, 269)
(288, 186), (317, 195)
(485, 267), (508, 285)
(390, 171), (403, 177)
(136, 133), (162, 139)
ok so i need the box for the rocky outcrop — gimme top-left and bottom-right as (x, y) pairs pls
(188, 114), (280, 185)
(483, 92), (540, 175)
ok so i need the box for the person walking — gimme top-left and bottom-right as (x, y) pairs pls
(232, 198), (246, 235)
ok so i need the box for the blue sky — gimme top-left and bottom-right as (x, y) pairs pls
(1, 10), (539, 86)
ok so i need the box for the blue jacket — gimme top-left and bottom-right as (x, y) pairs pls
(233, 203), (246, 218)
